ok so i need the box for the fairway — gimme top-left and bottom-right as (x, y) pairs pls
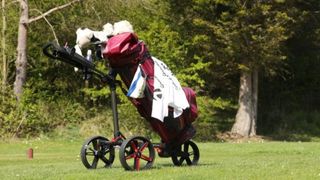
(0, 139), (320, 179)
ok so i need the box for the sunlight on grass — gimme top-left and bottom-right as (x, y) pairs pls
(0, 138), (320, 179)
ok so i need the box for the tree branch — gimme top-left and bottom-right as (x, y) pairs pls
(28, 0), (81, 24)
(91, 6), (101, 21)
(30, 9), (60, 45)
(0, 0), (18, 10)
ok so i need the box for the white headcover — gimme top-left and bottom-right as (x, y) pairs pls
(75, 28), (94, 49)
(74, 20), (134, 56)
(112, 20), (134, 35)
(103, 23), (114, 36)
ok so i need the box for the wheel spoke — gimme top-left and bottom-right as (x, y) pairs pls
(86, 147), (97, 156)
(130, 141), (138, 151)
(86, 151), (94, 156)
(92, 156), (99, 168)
(184, 143), (189, 152)
(134, 157), (140, 170)
(125, 149), (132, 156)
(176, 151), (183, 157)
(102, 149), (110, 155)
(185, 157), (192, 165)
(96, 140), (101, 150)
(100, 156), (111, 166)
(141, 154), (153, 162)
(92, 140), (98, 150)
(140, 142), (149, 152)
(125, 153), (135, 160)
(179, 157), (185, 165)
(88, 147), (95, 152)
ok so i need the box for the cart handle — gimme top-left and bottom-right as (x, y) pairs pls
(42, 42), (60, 59)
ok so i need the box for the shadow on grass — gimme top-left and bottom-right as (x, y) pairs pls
(156, 162), (218, 168)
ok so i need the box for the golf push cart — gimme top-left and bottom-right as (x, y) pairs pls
(43, 32), (199, 171)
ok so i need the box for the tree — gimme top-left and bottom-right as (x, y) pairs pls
(13, 0), (82, 101)
(165, 0), (293, 137)
(212, 1), (292, 136)
(258, 0), (320, 136)
(1, 0), (7, 86)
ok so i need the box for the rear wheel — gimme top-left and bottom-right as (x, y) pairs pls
(80, 136), (115, 169)
(171, 140), (199, 166)
(119, 136), (155, 171)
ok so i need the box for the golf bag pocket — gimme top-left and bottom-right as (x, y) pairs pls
(103, 32), (142, 67)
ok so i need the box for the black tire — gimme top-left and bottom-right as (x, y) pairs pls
(171, 140), (199, 166)
(119, 136), (155, 171)
(80, 136), (115, 169)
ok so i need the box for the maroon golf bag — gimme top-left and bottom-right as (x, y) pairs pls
(103, 32), (198, 145)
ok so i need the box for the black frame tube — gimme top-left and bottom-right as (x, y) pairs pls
(110, 83), (120, 138)
(43, 42), (124, 139)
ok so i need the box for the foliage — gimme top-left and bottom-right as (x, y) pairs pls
(194, 96), (237, 141)
(0, 87), (88, 138)
(1, 0), (320, 140)
(258, 0), (320, 136)
(0, 87), (19, 138)
(138, 20), (209, 90)
(193, 0), (293, 79)
(275, 111), (320, 140)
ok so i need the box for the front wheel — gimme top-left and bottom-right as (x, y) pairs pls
(119, 136), (155, 171)
(171, 140), (199, 166)
(80, 136), (115, 169)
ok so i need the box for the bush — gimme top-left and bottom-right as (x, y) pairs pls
(79, 110), (114, 138)
(1, 82), (237, 141)
(193, 96), (237, 141)
(265, 110), (320, 141)
(78, 102), (153, 139)
(0, 85), (89, 138)
(0, 87), (20, 138)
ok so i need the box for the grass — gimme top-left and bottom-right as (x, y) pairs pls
(0, 137), (320, 179)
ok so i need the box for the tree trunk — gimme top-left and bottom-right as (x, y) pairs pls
(14, 0), (28, 101)
(231, 68), (258, 137)
(1, 0), (7, 86)
(250, 68), (258, 136)
(13, 0), (81, 101)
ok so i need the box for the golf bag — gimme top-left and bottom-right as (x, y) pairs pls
(103, 32), (198, 145)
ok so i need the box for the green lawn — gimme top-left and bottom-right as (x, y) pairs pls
(0, 138), (320, 179)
